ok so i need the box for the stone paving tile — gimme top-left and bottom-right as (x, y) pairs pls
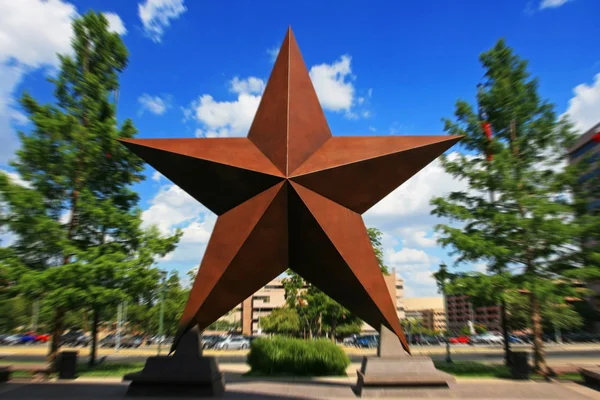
(1, 378), (600, 399)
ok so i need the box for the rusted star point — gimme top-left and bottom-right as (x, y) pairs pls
(120, 27), (461, 354)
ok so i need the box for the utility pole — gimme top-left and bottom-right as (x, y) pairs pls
(31, 301), (40, 333)
(115, 303), (122, 354)
(157, 271), (168, 355)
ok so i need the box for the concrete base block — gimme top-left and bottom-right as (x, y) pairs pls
(355, 356), (456, 397)
(123, 328), (224, 397)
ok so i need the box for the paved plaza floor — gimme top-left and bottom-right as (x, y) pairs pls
(2, 372), (600, 399)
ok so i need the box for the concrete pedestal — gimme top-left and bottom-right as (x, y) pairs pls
(124, 329), (224, 397)
(355, 325), (455, 397)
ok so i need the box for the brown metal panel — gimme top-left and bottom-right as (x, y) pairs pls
(120, 138), (283, 176)
(247, 30), (290, 174)
(191, 182), (288, 332)
(290, 182), (410, 353)
(286, 28), (331, 174)
(247, 27), (331, 176)
(291, 136), (462, 214)
(178, 182), (286, 338)
(119, 138), (284, 215)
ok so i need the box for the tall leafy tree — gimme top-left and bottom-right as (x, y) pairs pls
(0, 11), (180, 365)
(430, 39), (595, 377)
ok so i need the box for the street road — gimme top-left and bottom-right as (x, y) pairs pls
(2, 347), (599, 365)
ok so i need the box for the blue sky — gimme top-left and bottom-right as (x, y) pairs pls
(1, 0), (599, 296)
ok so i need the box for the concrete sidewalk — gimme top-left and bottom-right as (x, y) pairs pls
(2, 373), (600, 399)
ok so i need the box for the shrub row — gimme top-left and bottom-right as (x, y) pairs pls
(247, 336), (350, 376)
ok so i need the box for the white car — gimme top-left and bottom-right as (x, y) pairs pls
(214, 336), (250, 350)
(473, 333), (504, 345)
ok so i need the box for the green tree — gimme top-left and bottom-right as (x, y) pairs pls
(259, 307), (301, 335)
(367, 227), (389, 274)
(0, 12), (180, 366)
(146, 271), (188, 338)
(430, 39), (596, 377)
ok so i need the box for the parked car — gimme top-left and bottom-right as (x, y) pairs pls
(34, 333), (51, 343)
(562, 332), (600, 343)
(342, 336), (356, 346)
(123, 335), (144, 348)
(61, 331), (90, 347)
(471, 333), (503, 345)
(356, 335), (379, 348)
(3, 334), (25, 345)
(19, 333), (37, 344)
(201, 335), (223, 349)
(507, 335), (525, 344)
(412, 335), (442, 346)
(214, 336), (250, 350)
(449, 335), (471, 345)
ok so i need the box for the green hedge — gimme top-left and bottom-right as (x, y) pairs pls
(247, 336), (350, 376)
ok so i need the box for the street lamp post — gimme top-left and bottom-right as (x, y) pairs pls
(436, 263), (453, 363)
(157, 270), (168, 355)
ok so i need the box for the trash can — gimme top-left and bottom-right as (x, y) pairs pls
(57, 351), (78, 379)
(509, 351), (529, 379)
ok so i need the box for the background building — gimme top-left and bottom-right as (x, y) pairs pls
(447, 295), (501, 333)
(568, 122), (600, 332)
(361, 269), (405, 333)
(403, 297), (446, 332)
(214, 270), (406, 336)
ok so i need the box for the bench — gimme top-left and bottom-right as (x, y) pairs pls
(579, 366), (600, 387)
(0, 364), (52, 382)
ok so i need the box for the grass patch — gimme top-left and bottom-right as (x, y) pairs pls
(434, 361), (583, 381)
(77, 362), (144, 377)
(247, 337), (350, 376)
(434, 361), (509, 378)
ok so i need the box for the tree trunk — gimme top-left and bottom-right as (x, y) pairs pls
(48, 308), (65, 370)
(530, 292), (552, 378)
(318, 313), (322, 337)
(89, 308), (99, 367)
(331, 317), (337, 343)
(500, 298), (512, 366)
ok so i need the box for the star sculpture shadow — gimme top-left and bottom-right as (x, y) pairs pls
(120, 27), (461, 354)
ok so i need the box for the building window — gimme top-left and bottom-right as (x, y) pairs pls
(254, 296), (270, 303)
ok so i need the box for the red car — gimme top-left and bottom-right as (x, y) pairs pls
(449, 335), (471, 344)
(34, 334), (50, 343)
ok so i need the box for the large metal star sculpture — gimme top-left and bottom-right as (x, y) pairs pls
(120, 28), (461, 354)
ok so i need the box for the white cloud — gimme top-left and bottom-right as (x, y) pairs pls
(565, 73), (600, 133)
(388, 247), (432, 265)
(539, 0), (571, 9)
(0, 0), (76, 68)
(142, 184), (204, 234)
(309, 55), (354, 112)
(386, 247), (440, 297)
(185, 56), (372, 137)
(142, 182), (217, 265)
(186, 89), (262, 138)
(267, 47), (279, 62)
(3, 170), (32, 188)
(230, 77), (265, 95)
(0, 0), (76, 165)
(151, 170), (163, 182)
(103, 12), (127, 36)
(138, 94), (170, 115)
(138, 0), (187, 43)
(0, 65), (27, 164)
